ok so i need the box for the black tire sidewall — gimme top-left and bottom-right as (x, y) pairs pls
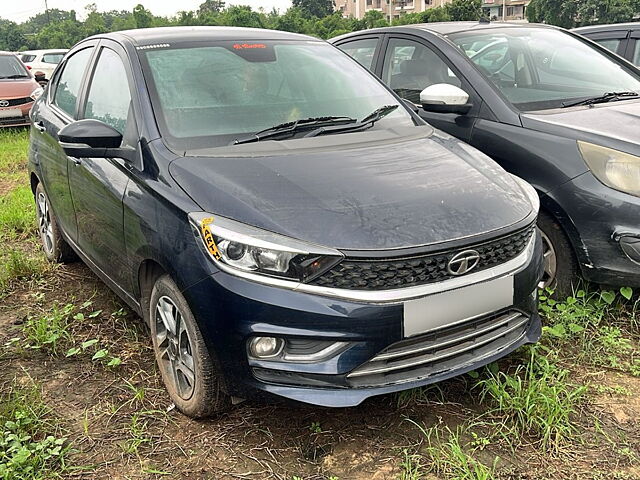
(149, 274), (230, 417)
(537, 211), (579, 298)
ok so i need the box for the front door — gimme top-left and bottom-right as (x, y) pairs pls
(34, 46), (96, 241)
(379, 36), (478, 142)
(67, 45), (135, 291)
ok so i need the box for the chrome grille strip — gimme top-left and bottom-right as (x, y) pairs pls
(375, 312), (522, 361)
(347, 315), (528, 378)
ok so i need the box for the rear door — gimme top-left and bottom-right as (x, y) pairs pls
(68, 40), (136, 292)
(334, 35), (384, 72)
(32, 44), (97, 242)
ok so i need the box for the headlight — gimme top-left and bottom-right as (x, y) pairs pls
(578, 141), (640, 197)
(189, 212), (344, 283)
(30, 87), (44, 101)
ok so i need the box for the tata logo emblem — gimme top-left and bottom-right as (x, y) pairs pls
(447, 249), (481, 276)
(0, 100), (9, 107)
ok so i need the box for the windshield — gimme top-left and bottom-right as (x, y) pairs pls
(140, 41), (415, 150)
(449, 28), (640, 111)
(0, 55), (29, 79)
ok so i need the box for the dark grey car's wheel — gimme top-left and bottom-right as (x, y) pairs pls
(150, 274), (231, 417)
(34, 183), (76, 263)
(537, 210), (579, 298)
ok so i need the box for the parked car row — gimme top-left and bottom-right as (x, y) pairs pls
(16, 21), (640, 417)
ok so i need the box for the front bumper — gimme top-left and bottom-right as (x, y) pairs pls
(546, 171), (640, 287)
(182, 232), (543, 407)
(0, 102), (33, 128)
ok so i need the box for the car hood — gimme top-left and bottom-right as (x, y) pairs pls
(0, 77), (39, 98)
(169, 129), (534, 251)
(521, 99), (640, 153)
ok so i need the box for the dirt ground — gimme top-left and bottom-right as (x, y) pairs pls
(1, 259), (639, 480)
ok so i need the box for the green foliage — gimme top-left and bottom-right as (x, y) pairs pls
(476, 346), (587, 451)
(445, 0), (483, 21)
(292, 0), (334, 18)
(539, 287), (638, 370)
(408, 421), (496, 480)
(0, 383), (69, 480)
(527, 0), (640, 28)
(0, 250), (46, 295)
(22, 303), (75, 354)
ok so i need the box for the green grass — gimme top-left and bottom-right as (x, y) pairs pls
(408, 422), (496, 480)
(0, 128), (30, 183)
(22, 303), (76, 354)
(0, 249), (48, 296)
(0, 381), (69, 480)
(0, 186), (35, 240)
(475, 347), (587, 452)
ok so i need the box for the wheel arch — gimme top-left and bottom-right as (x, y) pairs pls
(138, 259), (169, 327)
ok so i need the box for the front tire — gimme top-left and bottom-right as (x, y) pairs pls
(537, 210), (579, 298)
(150, 274), (231, 417)
(34, 183), (76, 263)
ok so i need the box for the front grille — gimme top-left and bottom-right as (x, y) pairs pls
(347, 310), (529, 387)
(310, 224), (534, 290)
(0, 97), (32, 107)
(0, 116), (28, 126)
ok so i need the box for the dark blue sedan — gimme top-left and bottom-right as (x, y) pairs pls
(28, 26), (542, 417)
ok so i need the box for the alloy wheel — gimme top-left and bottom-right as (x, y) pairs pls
(36, 192), (54, 255)
(538, 229), (557, 289)
(155, 296), (196, 400)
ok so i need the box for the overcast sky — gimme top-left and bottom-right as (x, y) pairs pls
(2, 0), (293, 23)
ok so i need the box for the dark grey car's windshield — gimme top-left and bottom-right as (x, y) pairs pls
(0, 55), (29, 79)
(140, 40), (415, 150)
(449, 28), (640, 111)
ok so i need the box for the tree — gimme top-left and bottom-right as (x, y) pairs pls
(577, 0), (636, 26)
(292, 0), (334, 18)
(198, 0), (226, 16)
(0, 20), (28, 51)
(276, 8), (312, 34)
(445, 0), (482, 21)
(526, 0), (580, 28)
(218, 6), (264, 28)
(362, 10), (388, 29)
(133, 4), (154, 29)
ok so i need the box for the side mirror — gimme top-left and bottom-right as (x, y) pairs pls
(420, 84), (473, 115)
(33, 71), (46, 82)
(58, 119), (135, 161)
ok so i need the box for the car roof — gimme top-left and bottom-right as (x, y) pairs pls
(572, 22), (640, 33)
(0, 51), (19, 57)
(91, 26), (317, 46)
(331, 21), (558, 42)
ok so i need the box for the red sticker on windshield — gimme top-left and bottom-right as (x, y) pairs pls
(233, 43), (266, 50)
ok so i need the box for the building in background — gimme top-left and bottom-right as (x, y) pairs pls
(482, 0), (530, 22)
(336, 0), (453, 21)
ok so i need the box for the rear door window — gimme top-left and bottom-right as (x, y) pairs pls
(53, 48), (94, 118)
(43, 53), (65, 64)
(21, 54), (36, 63)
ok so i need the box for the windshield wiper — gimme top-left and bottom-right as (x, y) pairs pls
(233, 116), (357, 145)
(0, 74), (29, 79)
(303, 104), (400, 138)
(561, 91), (639, 108)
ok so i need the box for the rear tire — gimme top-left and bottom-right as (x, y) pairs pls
(150, 274), (231, 418)
(537, 210), (579, 298)
(34, 183), (76, 263)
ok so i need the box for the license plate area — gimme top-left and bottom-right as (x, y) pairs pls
(403, 276), (514, 337)
(0, 109), (22, 119)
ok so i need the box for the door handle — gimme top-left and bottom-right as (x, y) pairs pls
(34, 121), (46, 133)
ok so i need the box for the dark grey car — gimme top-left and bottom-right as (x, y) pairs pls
(572, 22), (640, 67)
(332, 21), (640, 295)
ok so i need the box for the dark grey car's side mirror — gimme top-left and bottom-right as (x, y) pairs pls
(420, 84), (473, 115)
(59, 119), (135, 162)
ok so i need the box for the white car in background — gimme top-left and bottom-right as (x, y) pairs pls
(20, 49), (68, 79)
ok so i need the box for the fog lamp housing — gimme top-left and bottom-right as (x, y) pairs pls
(249, 336), (284, 359)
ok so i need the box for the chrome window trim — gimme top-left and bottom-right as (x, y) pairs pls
(212, 232), (537, 304)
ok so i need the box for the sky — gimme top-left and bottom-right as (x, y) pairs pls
(2, 0), (293, 23)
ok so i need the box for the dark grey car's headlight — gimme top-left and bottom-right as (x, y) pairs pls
(189, 212), (343, 283)
(578, 141), (640, 197)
